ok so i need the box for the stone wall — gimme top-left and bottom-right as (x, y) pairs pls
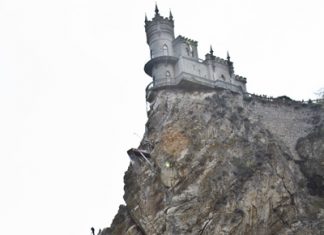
(245, 97), (323, 160)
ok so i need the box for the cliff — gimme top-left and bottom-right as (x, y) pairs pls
(102, 89), (324, 234)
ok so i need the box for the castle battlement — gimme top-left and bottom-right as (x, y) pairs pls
(174, 35), (198, 46)
(145, 15), (174, 31)
(144, 5), (247, 101)
(235, 75), (247, 83)
(206, 55), (229, 66)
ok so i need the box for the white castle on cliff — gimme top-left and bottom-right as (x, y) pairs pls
(144, 5), (247, 100)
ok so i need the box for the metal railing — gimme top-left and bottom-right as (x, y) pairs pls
(244, 93), (324, 105)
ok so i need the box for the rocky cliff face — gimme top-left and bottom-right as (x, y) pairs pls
(102, 89), (324, 235)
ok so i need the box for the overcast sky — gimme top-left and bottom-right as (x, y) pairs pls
(0, 0), (323, 235)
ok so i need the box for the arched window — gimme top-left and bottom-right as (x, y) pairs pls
(163, 44), (168, 56)
(186, 43), (194, 57)
(166, 71), (171, 83)
(186, 47), (190, 56)
(189, 44), (194, 57)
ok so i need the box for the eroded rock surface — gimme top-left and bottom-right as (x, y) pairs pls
(103, 89), (324, 235)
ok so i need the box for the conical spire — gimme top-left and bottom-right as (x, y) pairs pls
(227, 51), (234, 75)
(145, 13), (148, 23)
(169, 9), (173, 20)
(210, 45), (214, 55)
(155, 3), (160, 16)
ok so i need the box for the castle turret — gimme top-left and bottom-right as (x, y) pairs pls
(145, 5), (175, 58)
(144, 5), (178, 86)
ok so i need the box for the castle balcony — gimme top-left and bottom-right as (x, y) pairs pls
(144, 56), (179, 76)
(175, 72), (245, 94)
(145, 72), (245, 102)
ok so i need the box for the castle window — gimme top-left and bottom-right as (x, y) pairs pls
(186, 43), (194, 57)
(189, 45), (194, 57)
(186, 47), (190, 56)
(163, 44), (168, 56)
(166, 71), (171, 82)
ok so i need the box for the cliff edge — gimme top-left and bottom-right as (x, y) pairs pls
(103, 89), (324, 234)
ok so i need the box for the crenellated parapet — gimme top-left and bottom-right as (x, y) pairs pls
(145, 14), (174, 31)
(214, 56), (229, 66)
(235, 75), (247, 84)
(174, 35), (198, 46)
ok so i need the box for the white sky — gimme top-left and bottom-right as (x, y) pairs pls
(0, 0), (323, 235)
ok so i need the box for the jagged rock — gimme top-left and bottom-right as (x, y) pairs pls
(101, 205), (143, 235)
(296, 124), (324, 197)
(105, 89), (324, 234)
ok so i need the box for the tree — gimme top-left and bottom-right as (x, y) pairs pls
(315, 88), (324, 99)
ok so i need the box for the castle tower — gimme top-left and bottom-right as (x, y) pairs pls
(144, 5), (178, 86)
(145, 5), (174, 58)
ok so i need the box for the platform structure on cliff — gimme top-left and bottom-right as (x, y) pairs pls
(144, 5), (247, 101)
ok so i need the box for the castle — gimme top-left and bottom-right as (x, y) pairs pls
(144, 5), (247, 101)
